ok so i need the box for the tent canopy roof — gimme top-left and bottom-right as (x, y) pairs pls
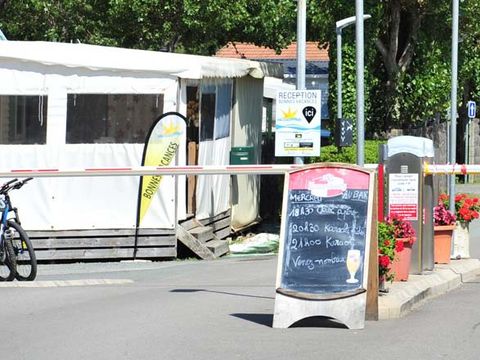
(0, 41), (283, 80)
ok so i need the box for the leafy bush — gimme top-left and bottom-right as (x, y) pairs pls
(308, 140), (386, 164)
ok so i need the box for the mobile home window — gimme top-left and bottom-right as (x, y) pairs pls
(214, 83), (232, 140)
(0, 95), (47, 144)
(66, 94), (164, 143)
(200, 86), (215, 141)
(199, 82), (232, 142)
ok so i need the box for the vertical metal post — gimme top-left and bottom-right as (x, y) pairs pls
(336, 28), (343, 121)
(295, 0), (307, 165)
(465, 119), (470, 183)
(296, 0), (306, 91)
(449, 0), (459, 255)
(449, 0), (459, 217)
(355, 0), (365, 166)
(336, 15), (370, 151)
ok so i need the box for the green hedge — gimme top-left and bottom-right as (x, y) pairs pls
(308, 140), (386, 164)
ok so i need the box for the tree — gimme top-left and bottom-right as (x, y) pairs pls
(2, 0), (480, 149)
(374, 1), (426, 127)
(308, 0), (477, 136)
(0, 1), (296, 54)
(0, 0), (112, 44)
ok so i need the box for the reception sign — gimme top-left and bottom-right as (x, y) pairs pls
(275, 90), (321, 157)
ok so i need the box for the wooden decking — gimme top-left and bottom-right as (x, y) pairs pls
(27, 228), (176, 261)
(25, 210), (232, 262)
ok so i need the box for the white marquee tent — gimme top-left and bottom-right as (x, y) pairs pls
(0, 41), (282, 242)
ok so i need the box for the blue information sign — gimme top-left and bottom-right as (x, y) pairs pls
(468, 101), (476, 119)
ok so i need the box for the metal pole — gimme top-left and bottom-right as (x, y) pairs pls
(355, 0), (365, 166)
(296, 0), (306, 91)
(465, 119), (469, 183)
(336, 15), (370, 148)
(336, 28), (342, 121)
(295, 0), (307, 165)
(449, 0), (459, 255)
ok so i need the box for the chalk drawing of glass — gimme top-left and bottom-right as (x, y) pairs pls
(346, 249), (361, 283)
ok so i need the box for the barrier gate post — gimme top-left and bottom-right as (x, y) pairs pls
(384, 136), (435, 273)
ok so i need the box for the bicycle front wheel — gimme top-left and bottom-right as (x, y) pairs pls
(8, 220), (37, 281)
(0, 236), (16, 281)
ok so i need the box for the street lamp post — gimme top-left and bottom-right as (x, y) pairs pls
(336, 15), (371, 121)
(355, 0), (366, 166)
(295, 0), (307, 165)
(449, 0), (459, 255)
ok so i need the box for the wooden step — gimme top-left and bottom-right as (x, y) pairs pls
(179, 217), (201, 231)
(176, 225), (215, 260)
(189, 226), (214, 243)
(206, 239), (230, 257)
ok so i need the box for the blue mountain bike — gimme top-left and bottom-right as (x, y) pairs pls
(0, 178), (37, 281)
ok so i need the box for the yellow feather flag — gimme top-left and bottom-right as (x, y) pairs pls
(137, 112), (186, 226)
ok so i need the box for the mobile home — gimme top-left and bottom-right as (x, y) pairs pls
(0, 41), (282, 260)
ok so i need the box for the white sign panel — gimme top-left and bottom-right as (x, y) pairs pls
(388, 173), (419, 221)
(275, 90), (321, 157)
(468, 101), (476, 119)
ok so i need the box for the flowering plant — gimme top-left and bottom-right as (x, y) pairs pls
(439, 193), (480, 224)
(378, 215), (416, 282)
(389, 214), (416, 246)
(378, 221), (397, 282)
(433, 201), (456, 226)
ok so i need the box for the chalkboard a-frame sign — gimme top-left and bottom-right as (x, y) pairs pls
(273, 163), (375, 329)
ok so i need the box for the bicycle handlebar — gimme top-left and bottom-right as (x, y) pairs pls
(0, 177), (33, 194)
(1, 178), (17, 190)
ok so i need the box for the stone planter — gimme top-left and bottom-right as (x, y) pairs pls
(452, 222), (470, 259)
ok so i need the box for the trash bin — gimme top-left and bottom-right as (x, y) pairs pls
(384, 136), (435, 273)
(230, 147), (254, 165)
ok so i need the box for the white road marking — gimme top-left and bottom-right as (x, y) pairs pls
(0, 279), (134, 287)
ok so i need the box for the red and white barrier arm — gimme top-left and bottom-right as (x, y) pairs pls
(0, 165), (300, 178)
(0, 163), (379, 178)
(424, 163), (480, 175)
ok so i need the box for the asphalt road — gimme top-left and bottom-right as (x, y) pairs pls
(1, 184), (479, 360)
(0, 252), (479, 360)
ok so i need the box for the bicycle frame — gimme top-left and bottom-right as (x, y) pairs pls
(0, 195), (10, 259)
(0, 178), (30, 255)
(0, 177), (36, 281)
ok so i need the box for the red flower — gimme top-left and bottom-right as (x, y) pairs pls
(440, 193), (480, 224)
(379, 255), (390, 268)
(439, 193), (449, 202)
(395, 240), (405, 252)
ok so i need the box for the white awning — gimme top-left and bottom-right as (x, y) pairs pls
(0, 41), (282, 79)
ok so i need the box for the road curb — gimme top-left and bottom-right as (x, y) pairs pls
(378, 258), (480, 319)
